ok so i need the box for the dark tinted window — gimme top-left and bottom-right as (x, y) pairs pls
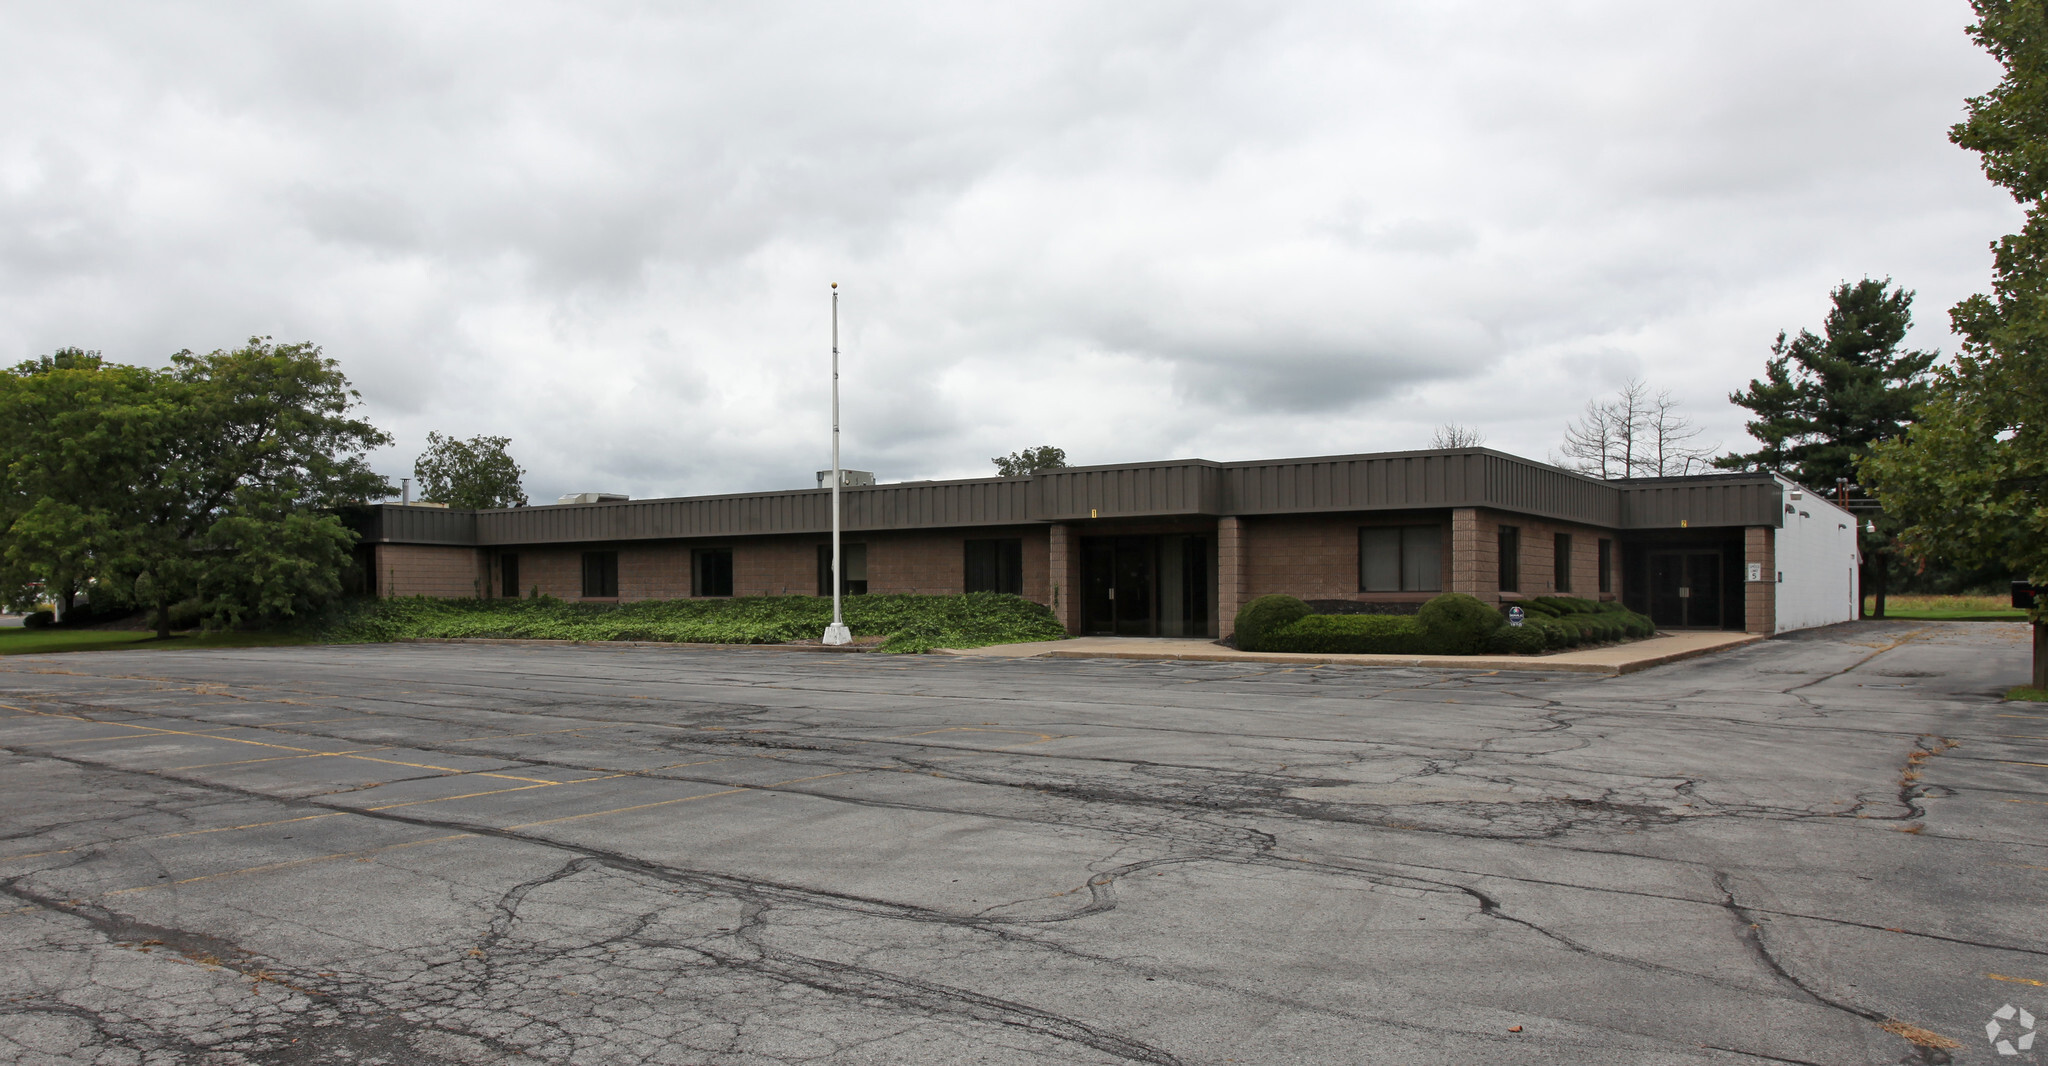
(1497, 526), (1520, 592)
(1554, 533), (1572, 593)
(581, 551), (618, 598)
(500, 554), (519, 598)
(817, 543), (868, 595)
(1358, 526), (1443, 592)
(964, 538), (1024, 594)
(1598, 539), (1613, 593)
(693, 548), (733, 597)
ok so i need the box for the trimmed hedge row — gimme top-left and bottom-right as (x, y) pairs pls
(1236, 592), (1655, 656)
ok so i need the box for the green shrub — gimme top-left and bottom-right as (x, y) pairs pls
(317, 593), (1067, 654)
(1261, 614), (1428, 654)
(1487, 623), (1548, 655)
(1417, 592), (1505, 654)
(22, 611), (54, 629)
(1233, 595), (1311, 651)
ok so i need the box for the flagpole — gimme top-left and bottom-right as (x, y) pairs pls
(822, 283), (851, 645)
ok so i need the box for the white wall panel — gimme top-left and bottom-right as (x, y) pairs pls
(1772, 477), (1861, 633)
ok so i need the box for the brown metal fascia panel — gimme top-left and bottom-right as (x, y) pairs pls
(1616, 479), (1782, 529)
(360, 505), (479, 546)
(1028, 463), (1222, 520)
(465, 477), (1036, 546)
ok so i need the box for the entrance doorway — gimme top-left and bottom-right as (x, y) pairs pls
(1080, 535), (1211, 636)
(1648, 550), (1722, 628)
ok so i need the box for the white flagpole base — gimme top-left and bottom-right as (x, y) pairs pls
(821, 622), (853, 646)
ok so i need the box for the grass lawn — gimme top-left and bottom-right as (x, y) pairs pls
(2008, 686), (2048, 703)
(0, 629), (316, 656)
(1863, 593), (2027, 622)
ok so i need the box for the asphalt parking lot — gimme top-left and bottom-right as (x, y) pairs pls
(0, 621), (2042, 1065)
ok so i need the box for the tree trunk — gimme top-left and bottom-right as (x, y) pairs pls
(59, 585), (77, 621)
(1871, 551), (1888, 619)
(154, 599), (171, 640)
(2034, 621), (2046, 692)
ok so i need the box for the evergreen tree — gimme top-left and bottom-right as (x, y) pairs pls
(1718, 278), (1937, 489)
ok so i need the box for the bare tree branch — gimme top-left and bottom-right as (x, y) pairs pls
(1429, 424), (1486, 449)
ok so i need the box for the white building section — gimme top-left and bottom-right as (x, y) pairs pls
(1772, 476), (1861, 634)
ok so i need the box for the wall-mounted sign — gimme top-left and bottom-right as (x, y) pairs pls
(1747, 562), (1763, 582)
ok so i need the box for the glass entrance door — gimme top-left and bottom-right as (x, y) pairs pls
(1648, 550), (1722, 628)
(1081, 536), (1155, 635)
(1080, 535), (1212, 636)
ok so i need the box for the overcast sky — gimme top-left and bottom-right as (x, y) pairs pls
(1, 1), (2020, 501)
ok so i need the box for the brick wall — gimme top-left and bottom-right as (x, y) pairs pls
(1217, 517), (1245, 638)
(1048, 524), (1077, 632)
(376, 545), (485, 598)
(1744, 526), (1776, 634)
(1457, 509), (1624, 605)
(1241, 513), (1452, 605)
(474, 526), (1054, 605)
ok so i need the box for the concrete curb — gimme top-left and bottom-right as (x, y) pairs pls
(941, 633), (1766, 675)
(400, 637), (879, 653)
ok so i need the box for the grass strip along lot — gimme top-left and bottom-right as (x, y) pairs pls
(0, 629), (314, 656)
(1864, 593), (2028, 622)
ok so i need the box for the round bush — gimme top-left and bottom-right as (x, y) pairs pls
(22, 610), (54, 629)
(1487, 623), (1548, 655)
(1234, 594), (1311, 651)
(1417, 593), (1505, 654)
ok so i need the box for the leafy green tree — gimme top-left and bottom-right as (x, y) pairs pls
(0, 339), (392, 636)
(0, 348), (165, 617)
(413, 432), (527, 509)
(1717, 279), (1938, 616)
(1862, 0), (2048, 688)
(992, 445), (1067, 477)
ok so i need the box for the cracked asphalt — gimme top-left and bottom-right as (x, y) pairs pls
(0, 620), (2042, 1066)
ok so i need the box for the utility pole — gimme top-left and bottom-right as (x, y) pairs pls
(822, 283), (852, 646)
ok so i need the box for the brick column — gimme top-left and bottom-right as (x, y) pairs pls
(1744, 526), (1776, 634)
(1448, 507), (1493, 602)
(1218, 516), (1246, 639)
(1048, 523), (1079, 634)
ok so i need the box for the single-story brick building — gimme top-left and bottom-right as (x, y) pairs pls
(355, 447), (1861, 638)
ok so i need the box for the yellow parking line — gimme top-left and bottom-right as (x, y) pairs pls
(161, 749), (390, 772)
(364, 775), (627, 811)
(506, 771), (854, 830)
(0, 813), (346, 863)
(1989, 973), (2046, 987)
(105, 833), (473, 894)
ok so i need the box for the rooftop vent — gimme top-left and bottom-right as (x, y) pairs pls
(816, 469), (876, 489)
(555, 492), (630, 505)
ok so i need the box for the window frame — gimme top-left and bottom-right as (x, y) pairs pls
(1497, 525), (1520, 593)
(964, 538), (1024, 595)
(816, 543), (869, 596)
(692, 547), (734, 598)
(580, 550), (619, 598)
(1356, 524), (1444, 593)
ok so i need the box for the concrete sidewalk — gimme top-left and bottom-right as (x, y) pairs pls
(938, 629), (1764, 674)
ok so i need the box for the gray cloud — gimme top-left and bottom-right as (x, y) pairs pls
(0, 0), (2020, 502)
